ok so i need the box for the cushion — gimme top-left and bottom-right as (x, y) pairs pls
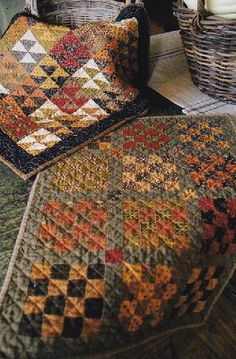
(0, 5), (149, 179)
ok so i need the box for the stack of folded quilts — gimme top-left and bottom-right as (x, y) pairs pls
(0, 2), (235, 358)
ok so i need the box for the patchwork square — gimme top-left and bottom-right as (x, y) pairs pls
(199, 198), (236, 255)
(0, 12), (149, 179)
(172, 266), (224, 317)
(50, 31), (90, 75)
(51, 155), (108, 193)
(119, 264), (177, 331)
(39, 200), (108, 253)
(123, 121), (170, 150)
(123, 155), (180, 192)
(178, 119), (230, 151)
(123, 200), (189, 252)
(186, 154), (236, 190)
(19, 263), (105, 338)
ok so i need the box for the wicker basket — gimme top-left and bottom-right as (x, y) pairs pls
(174, 0), (236, 103)
(25, 1), (140, 26)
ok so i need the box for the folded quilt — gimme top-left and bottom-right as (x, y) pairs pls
(0, 115), (235, 358)
(0, 6), (149, 179)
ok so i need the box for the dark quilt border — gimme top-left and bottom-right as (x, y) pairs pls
(0, 92), (149, 179)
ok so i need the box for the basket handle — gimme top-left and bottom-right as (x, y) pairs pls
(192, 0), (207, 32)
(197, 0), (205, 14)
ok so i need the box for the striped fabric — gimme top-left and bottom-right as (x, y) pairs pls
(149, 30), (236, 115)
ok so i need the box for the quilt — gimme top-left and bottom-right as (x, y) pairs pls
(0, 5), (149, 179)
(0, 115), (235, 358)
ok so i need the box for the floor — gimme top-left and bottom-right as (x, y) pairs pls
(171, 291), (236, 359)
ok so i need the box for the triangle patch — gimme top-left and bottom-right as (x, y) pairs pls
(20, 53), (37, 64)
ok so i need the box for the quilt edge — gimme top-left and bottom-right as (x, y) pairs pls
(0, 108), (149, 180)
(0, 174), (40, 308)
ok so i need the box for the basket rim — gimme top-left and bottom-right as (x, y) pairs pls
(174, 0), (236, 24)
(25, 0), (142, 17)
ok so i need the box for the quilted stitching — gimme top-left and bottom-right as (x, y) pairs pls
(0, 115), (235, 358)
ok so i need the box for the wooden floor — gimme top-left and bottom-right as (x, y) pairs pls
(114, 289), (236, 359)
(171, 291), (236, 359)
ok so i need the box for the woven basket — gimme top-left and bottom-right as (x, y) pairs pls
(174, 0), (236, 103)
(25, 1), (140, 26)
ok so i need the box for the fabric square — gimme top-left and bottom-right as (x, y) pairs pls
(172, 266), (224, 317)
(0, 51), (29, 92)
(69, 265), (87, 280)
(11, 28), (47, 73)
(81, 318), (101, 338)
(50, 31), (90, 75)
(85, 298), (104, 319)
(87, 264), (105, 280)
(19, 313), (43, 337)
(0, 12), (149, 179)
(105, 249), (123, 264)
(31, 263), (52, 280)
(51, 264), (70, 280)
(62, 317), (84, 338)
(44, 296), (65, 315)
(178, 119), (230, 151)
(42, 315), (64, 337)
(64, 298), (84, 318)
(85, 280), (104, 298)
(28, 279), (49, 296)
(67, 280), (86, 298)
(119, 264), (177, 331)
(48, 279), (68, 296)
(31, 54), (69, 98)
(23, 296), (46, 315)
(17, 261), (105, 340)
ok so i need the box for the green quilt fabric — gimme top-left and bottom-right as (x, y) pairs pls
(0, 165), (31, 287)
(0, 115), (235, 358)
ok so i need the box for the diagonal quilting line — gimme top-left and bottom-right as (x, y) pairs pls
(100, 272), (130, 332)
(0, 263), (44, 353)
(21, 295), (46, 319)
(85, 277), (104, 297)
(122, 262), (141, 283)
(0, 312), (30, 358)
(41, 202), (108, 249)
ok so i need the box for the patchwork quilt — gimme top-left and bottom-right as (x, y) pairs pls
(0, 5), (149, 179)
(0, 115), (235, 358)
